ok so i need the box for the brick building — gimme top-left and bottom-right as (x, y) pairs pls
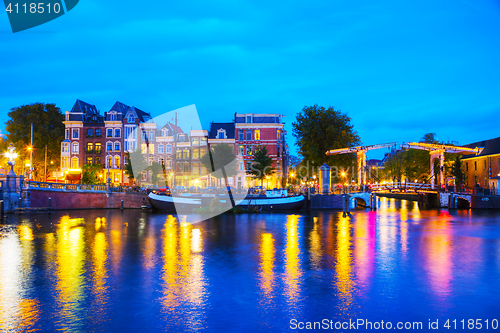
(462, 136), (500, 191)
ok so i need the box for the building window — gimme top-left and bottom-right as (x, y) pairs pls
(277, 161), (281, 171)
(277, 130), (281, 140)
(178, 135), (185, 142)
(107, 143), (112, 151)
(109, 113), (117, 121)
(239, 162), (244, 171)
(95, 128), (101, 137)
(149, 131), (155, 142)
(87, 142), (93, 153)
(246, 145), (252, 156)
(192, 137), (199, 146)
(254, 130), (260, 140)
(114, 156), (120, 168)
(128, 115), (135, 123)
(474, 161), (477, 171)
(277, 145), (280, 158)
(159, 145), (164, 154)
(246, 115), (252, 123)
(107, 129), (113, 137)
(72, 129), (79, 139)
(484, 160), (487, 170)
(176, 150), (182, 159)
(239, 145), (244, 156)
(65, 129), (69, 139)
(142, 131), (147, 141)
(200, 148), (206, 157)
(107, 156), (112, 168)
(166, 159), (172, 169)
(87, 129), (93, 137)
(95, 143), (101, 153)
(72, 142), (79, 153)
(71, 157), (79, 168)
(183, 150), (190, 159)
(246, 131), (252, 141)
(217, 129), (226, 139)
(193, 149), (199, 159)
(246, 161), (251, 170)
(115, 143), (120, 151)
(115, 129), (121, 138)
(192, 163), (200, 175)
(149, 144), (155, 154)
(239, 130), (244, 140)
(166, 145), (172, 153)
(62, 157), (68, 168)
(95, 156), (101, 165)
(141, 144), (147, 154)
(62, 143), (69, 153)
(201, 137), (207, 145)
(87, 157), (93, 165)
(466, 162), (468, 172)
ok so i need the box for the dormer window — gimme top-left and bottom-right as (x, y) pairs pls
(128, 115), (135, 123)
(217, 129), (227, 139)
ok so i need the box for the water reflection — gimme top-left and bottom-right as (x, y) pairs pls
(309, 217), (323, 270)
(284, 215), (302, 307)
(54, 216), (86, 331)
(259, 233), (275, 300)
(160, 215), (206, 329)
(353, 212), (375, 292)
(335, 215), (354, 313)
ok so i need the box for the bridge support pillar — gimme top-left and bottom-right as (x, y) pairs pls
(430, 150), (444, 190)
(357, 151), (367, 187)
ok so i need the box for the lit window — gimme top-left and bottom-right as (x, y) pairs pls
(141, 144), (147, 154)
(62, 143), (69, 153)
(277, 131), (281, 140)
(183, 150), (190, 159)
(149, 144), (155, 154)
(254, 130), (260, 140)
(87, 142), (93, 152)
(62, 157), (68, 168)
(114, 156), (120, 168)
(193, 149), (199, 159)
(95, 143), (101, 153)
(71, 157), (79, 168)
(239, 145), (244, 156)
(192, 137), (199, 145)
(87, 157), (93, 164)
(246, 145), (252, 156)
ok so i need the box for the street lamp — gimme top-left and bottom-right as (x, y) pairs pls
(5, 143), (18, 175)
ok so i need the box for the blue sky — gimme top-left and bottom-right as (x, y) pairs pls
(1, 0), (500, 158)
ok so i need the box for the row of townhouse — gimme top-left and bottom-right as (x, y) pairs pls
(60, 99), (288, 188)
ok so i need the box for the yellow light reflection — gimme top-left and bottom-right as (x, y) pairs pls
(0, 232), (40, 331)
(335, 216), (354, 312)
(284, 215), (301, 304)
(92, 232), (108, 307)
(259, 233), (275, 299)
(400, 200), (408, 255)
(160, 215), (206, 321)
(353, 213), (375, 291)
(18, 225), (34, 241)
(55, 216), (86, 329)
(309, 217), (323, 270)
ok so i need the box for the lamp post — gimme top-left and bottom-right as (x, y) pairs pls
(5, 143), (18, 176)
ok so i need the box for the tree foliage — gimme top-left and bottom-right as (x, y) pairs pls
(451, 155), (463, 189)
(6, 103), (64, 180)
(248, 146), (275, 186)
(200, 143), (237, 179)
(82, 163), (103, 184)
(124, 149), (147, 185)
(292, 105), (361, 178)
(148, 162), (163, 186)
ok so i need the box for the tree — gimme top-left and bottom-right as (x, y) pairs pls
(420, 133), (439, 144)
(248, 146), (275, 187)
(82, 163), (103, 184)
(6, 103), (64, 180)
(292, 105), (361, 181)
(200, 143), (238, 179)
(148, 162), (163, 186)
(124, 150), (147, 185)
(451, 155), (463, 190)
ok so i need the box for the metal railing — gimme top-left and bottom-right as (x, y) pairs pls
(24, 181), (109, 192)
(370, 182), (433, 192)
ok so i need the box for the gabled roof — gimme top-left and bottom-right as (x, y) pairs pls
(109, 101), (130, 113)
(462, 136), (500, 159)
(71, 99), (98, 114)
(209, 122), (235, 139)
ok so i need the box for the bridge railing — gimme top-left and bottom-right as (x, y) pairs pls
(370, 182), (433, 192)
(24, 181), (115, 192)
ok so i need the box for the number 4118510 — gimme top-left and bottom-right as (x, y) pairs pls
(5, 3), (62, 14)
(444, 319), (499, 330)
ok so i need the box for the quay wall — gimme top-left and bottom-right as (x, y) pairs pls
(28, 189), (147, 210)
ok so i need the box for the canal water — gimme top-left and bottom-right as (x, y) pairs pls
(0, 198), (499, 332)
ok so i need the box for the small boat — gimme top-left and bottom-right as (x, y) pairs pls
(148, 188), (305, 212)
